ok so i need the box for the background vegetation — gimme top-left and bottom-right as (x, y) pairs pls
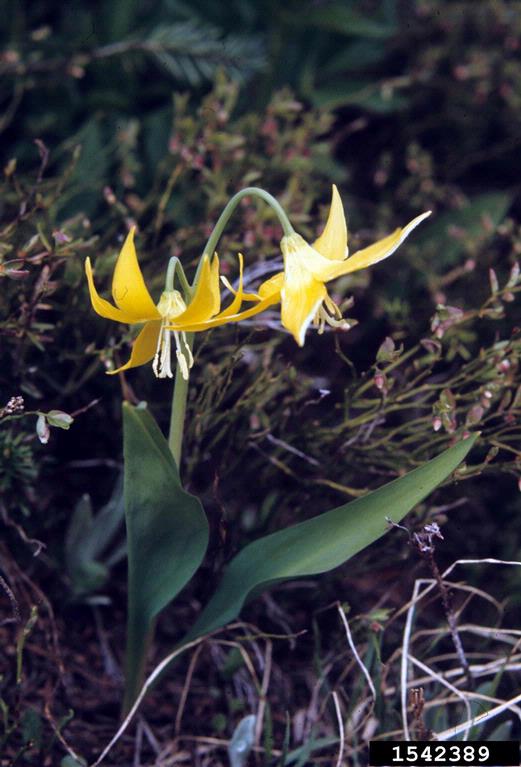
(1, 1), (520, 764)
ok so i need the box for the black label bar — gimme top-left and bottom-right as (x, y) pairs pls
(369, 740), (520, 766)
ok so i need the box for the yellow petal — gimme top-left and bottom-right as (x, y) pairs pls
(111, 228), (160, 321)
(107, 320), (162, 375)
(330, 211), (431, 277)
(169, 292), (280, 333)
(312, 184), (348, 261)
(173, 255), (220, 326)
(281, 233), (341, 283)
(280, 262), (327, 347)
(258, 272), (284, 299)
(85, 257), (141, 324)
(218, 254), (246, 318)
(220, 277), (260, 303)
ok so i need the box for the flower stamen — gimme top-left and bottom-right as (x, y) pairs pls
(314, 302), (352, 335)
(152, 290), (194, 380)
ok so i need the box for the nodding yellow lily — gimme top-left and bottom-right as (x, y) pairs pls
(85, 228), (276, 379)
(257, 186), (431, 346)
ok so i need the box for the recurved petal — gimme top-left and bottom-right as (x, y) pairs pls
(86, 257), (143, 324)
(111, 228), (160, 321)
(169, 292), (280, 333)
(220, 277), (260, 303)
(174, 255), (221, 325)
(258, 272), (284, 299)
(328, 211), (432, 278)
(107, 320), (162, 375)
(312, 184), (348, 262)
(218, 254), (246, 318)
(281, 268), (327, 347)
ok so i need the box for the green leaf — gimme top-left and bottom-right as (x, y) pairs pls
(142, 22), (265, 86)
(21, 707), (43, 748)
(82, 474), (125, 561)
(284, 736), (339, 765)
(413, 192), (512, 269)
(290, 4), (397, 39)
(65, 476), (125, 600)
(61, 757), (87, 767)
(311, 78), (409, 113)
(123, 402), (208, 707)
(46, 410), (74, 429)
(320, 41), (390, 76)
(187, 435), (477, 640)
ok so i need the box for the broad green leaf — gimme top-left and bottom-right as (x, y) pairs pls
(320, 41), (390, 76)
(311, 79), (409, 113)
(290, 4), (397, 39)
(187, 435), (477, 640)
(123, 402), (209, 705)
(65, 495), (110, 598)
(284, 736), (339, 766)
(65, 475), (125, 600)
(83, 473), (124, 561)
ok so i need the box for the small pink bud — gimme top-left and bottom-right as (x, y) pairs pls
(52, 230), (71, 244)
(103, 186), (116, 205)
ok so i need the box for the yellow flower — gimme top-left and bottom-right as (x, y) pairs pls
(85, 228), (276, 378)
(257, 186), (431, 346)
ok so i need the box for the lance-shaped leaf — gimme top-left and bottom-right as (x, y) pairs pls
(123, 402), (208, 708)
(187, 434), (478, 640)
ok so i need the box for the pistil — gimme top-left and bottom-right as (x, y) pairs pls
(153, 290), (194, 380)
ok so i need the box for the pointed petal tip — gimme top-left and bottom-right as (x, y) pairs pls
(312, 185), (347, 261)
(403, 210), (432, 236)
(123, 226), (136, 246)
(331, 183), (343, 205)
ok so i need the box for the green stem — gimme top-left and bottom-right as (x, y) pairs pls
(165, 256), (192, 299)
(168, 339), (192, 466)
(165, 256), (194, 466)
(122, 614), (156, 715)
(124, 188), (292, 711)
(196, 187), (294, 283)
(167, 187), (293, 466)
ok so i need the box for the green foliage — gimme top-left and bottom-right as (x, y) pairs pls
(65, 477), (125, 602)
(186, 435), (477, 640)
(0, 429), (37, 497)
(1, 0), (521, 760)
(122, 402), (209, 708)
(141, 22), (265, 85)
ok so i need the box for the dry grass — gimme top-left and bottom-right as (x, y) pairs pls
(75, 557), (521, 766)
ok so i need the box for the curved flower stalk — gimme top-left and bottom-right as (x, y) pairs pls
(85, 228), (273, 379)
(257, 185), (431, 346)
